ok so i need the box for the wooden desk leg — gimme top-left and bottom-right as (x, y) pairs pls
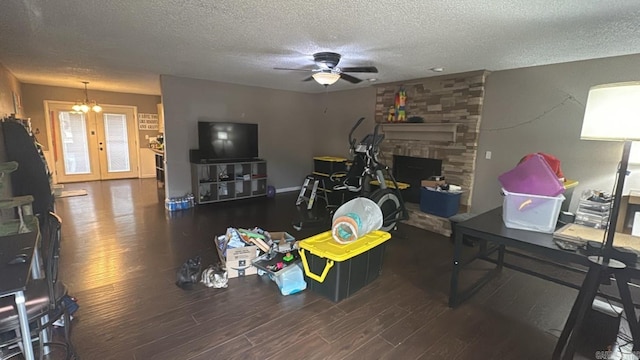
(479, 239), (487, 256)
(448, 230), (465, 308)
(497, 245), (506, 270)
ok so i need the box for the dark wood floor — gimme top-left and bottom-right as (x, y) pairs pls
(45, 179), (631, 359)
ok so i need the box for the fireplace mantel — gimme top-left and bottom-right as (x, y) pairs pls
(380, 123), (458, 142)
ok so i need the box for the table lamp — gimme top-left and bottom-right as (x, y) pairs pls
(580, 81), (640, 262)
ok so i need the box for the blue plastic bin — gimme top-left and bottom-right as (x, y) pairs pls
(420, 187), (461, 218)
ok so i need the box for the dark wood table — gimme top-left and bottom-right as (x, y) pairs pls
(0, 230), (41, 360)
(448, 207), (640, 351)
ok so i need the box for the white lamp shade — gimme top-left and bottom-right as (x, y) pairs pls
(312, 72), (341, 85)
(580, 81), (640, 141)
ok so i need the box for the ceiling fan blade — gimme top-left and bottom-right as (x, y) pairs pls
(339, 73), (363, 84)
(340, 66), (378, 73)
(274, 67), (315, 72)
(302, 76), (314, 82)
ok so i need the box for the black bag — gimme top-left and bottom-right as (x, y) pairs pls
(175, 256), (202, 290)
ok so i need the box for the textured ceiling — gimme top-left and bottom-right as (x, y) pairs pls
(1, 0), (640, 95)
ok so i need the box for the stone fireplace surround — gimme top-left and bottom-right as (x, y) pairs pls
(375, 70), (489, 236)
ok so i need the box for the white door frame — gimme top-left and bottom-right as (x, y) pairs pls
(43, 100), (142, 183)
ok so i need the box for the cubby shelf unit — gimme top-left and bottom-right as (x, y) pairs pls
(191, 160), (267, 204)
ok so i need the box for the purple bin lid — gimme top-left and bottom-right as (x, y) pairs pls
(498, 154), (565, 197)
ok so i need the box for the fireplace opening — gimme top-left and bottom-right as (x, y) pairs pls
(393, 155), (442, 203)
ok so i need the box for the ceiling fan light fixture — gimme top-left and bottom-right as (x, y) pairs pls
(312, 72), (341, 86)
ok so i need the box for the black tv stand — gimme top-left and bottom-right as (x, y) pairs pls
(196, 158), (263, 164)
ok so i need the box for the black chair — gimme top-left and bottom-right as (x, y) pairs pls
(0, 212), (76, 359)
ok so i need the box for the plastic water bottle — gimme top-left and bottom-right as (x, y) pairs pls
(165, 198), (176, 212)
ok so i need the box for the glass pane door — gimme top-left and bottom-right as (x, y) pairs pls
(96, 106), (139, 180)
(51, 104), (100, 183)
(47, 101), (139, 183)
(103, 113), (131, 173)
(59, 111), (91, 175)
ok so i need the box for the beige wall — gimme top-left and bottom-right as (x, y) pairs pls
(309, 87), (377, 158)
(473, 53), (640, 213)
(21, 84), (161, 151)
(0, 63), (22, 119)
(16, 52), (640, 213)
(160, 75), (315, 197)
(160, 74), (378, 198)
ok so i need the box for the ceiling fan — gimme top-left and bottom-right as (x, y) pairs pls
(275, 52), (378, 85)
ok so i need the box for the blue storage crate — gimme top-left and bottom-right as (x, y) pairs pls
(420, 187), (461, 218)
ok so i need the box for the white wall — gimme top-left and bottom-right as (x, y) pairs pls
(139, 148), (157, 178)
(473, 53), (640, 213)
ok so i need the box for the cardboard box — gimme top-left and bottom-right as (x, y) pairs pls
(616, 190), (640, 235)
(213, 235), (259, 277)
(421, 179), (446, 188)
(225, 246), (258, 278)
(269, 231), (295, 243)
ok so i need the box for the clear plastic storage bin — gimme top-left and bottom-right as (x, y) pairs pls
(575, 211), (609, 229)
(577, 199), (611, 214)
(502, 189), (565, 233)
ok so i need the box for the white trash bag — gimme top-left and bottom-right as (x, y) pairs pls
(331, 197), (383, 244)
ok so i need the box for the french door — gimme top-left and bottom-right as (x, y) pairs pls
(47, 102), (139, 183)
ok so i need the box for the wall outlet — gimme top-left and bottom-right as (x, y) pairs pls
(485, 151), (492, 160)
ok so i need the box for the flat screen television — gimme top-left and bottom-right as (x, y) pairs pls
(198, 122), (258, 161)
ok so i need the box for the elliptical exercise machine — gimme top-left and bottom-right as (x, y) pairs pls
(293, 117), (407, 232)
(332, 117), (408, 232)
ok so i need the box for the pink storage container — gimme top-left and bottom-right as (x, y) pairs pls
(498, 154), (565, 197)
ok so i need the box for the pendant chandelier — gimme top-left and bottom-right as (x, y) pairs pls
(72, 81), (102, 113)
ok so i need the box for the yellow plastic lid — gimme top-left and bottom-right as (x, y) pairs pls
(313, 156), (348, 162)
(370, 180), (410, 190)
(563, 179), (579, 190)
(298, 230), (391, 261)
